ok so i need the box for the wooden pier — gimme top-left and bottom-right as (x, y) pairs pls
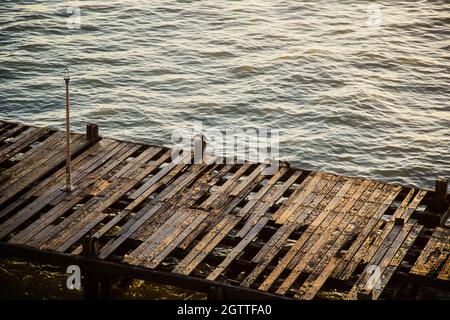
(0, 120), (449, 300)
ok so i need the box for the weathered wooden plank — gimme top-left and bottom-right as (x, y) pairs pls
(143, 212), (208, 269)
(296, 255), (339, 300)
(125, 157), (190, 210)
(199, 163), (252, 210)
(206, 164), (268, 217)
(124, 208), (194, 264)
(348, 224), (406, 300)
(0, 121), (13, 135)
(371, 221), (413, 268)
(56, 213), (108, 252)
(0, 139), (117, 222)
(426, 235), (450, 277)
(97, 201), (167, 259)
(296, 184), (393, 296)
(177, 163), (235, 207)
(25, 146), (160, 247)
(273, 172), (324, 224)
(15, 196), (84, 246)
(27, 140), (125, 200)
(346, 221), (419, 300)
(40, 148), (169, 252)
(93, 210), (131, 238)
(144, 161), (225, 210)
(20, 145), (126, 246)
(371, 224), (423, 300)
(128, 154), (191, 200)
(335, 186), (413, 280)
(157, 162), (216, 203)
(174, 163), (268, 251)
(438, 255), (450, 281)
(331, 185), (401, 279)
(0, 123), (25, 142)
(23, 139), (123, 198)
(126, 205), (189, 261)
(0, 140), (103, 240)
(230, 164), (267, 197)
(12, 130), (69, 162)
(287, 180), (378, 272)
(235, 167), (289, 219)
(3, 140), (132, 243)
(410, 229), (443, 277)
(359, 190), (427, 266)
(75, 142), (133, 183)
(250, 174), (339, 265)
(0, 131), (76, 186)
(126, 208), (207, 267)
(148, 164), (234, 250)
(254, 175), (345, 267)
(128, 163), (225, 243)
(0, 131), (63, 188)
(107, 146), (166, 180)
(0, 133), (87, 207)
(270, 172), (315, 221)
(400, 190), (427, 220)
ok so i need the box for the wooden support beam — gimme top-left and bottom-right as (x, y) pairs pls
(86, 124), (99, 142)
(432, 177), (448, 212)
(0, 242), (291, 300)
(82, 236), (99, 259)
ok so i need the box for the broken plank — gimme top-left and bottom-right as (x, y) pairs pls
(207, 217), (269, 281)
(240, 175), (341, 288)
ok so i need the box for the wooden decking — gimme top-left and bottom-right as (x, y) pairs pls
(0, 120), (449, 300)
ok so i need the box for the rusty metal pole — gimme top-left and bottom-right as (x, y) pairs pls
(64, 68), (73, 192)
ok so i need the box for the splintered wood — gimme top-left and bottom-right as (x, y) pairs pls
(411, 227), (450, 281)
(0, 120), (448, 300)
